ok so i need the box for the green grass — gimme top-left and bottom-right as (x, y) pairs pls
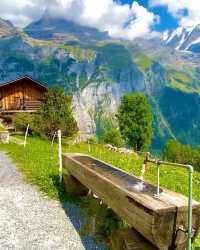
(0, 125), (7, 131)
(135, 54), (154, 71)
(169, 81), (196, 94)
(0, 135), (200, 248)
(97, 43), (133, 71)
(59, 44), (95, 62)
(19, 31), (54, 47)
(0, 136), (64, 200)
(170, 70), (192, 84)
(66, 143), (143, 175)
(40, 56), (51, 65)
(168, 70), (200, 94)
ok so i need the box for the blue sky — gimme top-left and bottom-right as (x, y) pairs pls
(120, 0), (179, 31)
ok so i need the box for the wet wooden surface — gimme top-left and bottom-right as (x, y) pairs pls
(62, 153), (200, 250)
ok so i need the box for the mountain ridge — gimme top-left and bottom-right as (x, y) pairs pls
(0, 18), (16, 37)
(163, 25), (200, 53)
(1, 16), (200, 150)
(24, 14), (109, 43)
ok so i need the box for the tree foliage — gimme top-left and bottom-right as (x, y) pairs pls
(37, 87), (78, 137)
(13, 113), (36, 132)
(103, 128), (123, 147)
(163, 139), (200, 171)
(13, 88), (78, 138)
(117, 93), (152, 151)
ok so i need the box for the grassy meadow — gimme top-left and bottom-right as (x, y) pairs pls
(0, 135), (200, 249)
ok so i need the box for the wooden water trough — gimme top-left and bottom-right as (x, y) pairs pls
(62, 153), (200, 250)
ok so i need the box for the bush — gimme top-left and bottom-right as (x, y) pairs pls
(37, 87), (78, 138)
(103, 128), (123, 147)
(13, 113), (36, 132)
(0, 124), (7, 131)
(87, 136), (98, 144)
(13, 88), (78, 140)
(163, 139), (200, 171)
(163, 140), (192, 163)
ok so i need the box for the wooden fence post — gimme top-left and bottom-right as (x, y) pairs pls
(88, 140), (91, 153)
(58, 130), (62, 183)
(24, 124), (29, 147)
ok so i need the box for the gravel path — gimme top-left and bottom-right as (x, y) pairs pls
(0, 152), (106, 250)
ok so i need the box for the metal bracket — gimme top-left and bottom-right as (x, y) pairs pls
(177, 225), (195, 237)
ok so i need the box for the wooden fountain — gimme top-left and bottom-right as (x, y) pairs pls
(62, 153), (200, 250)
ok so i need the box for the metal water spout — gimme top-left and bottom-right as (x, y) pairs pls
(140, 152), (150, 180)
(145, 153), (194, 250)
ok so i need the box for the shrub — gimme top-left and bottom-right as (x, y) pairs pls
(37, 87), (78, 138)
(87, 136), (98, 144)
(13, 113), (36, 132)
(13, 88), (79, 140)
(163, 140), (192, 163)
(163, 139), (200, 171)
(103, 128), (123, 147)
(0, 124), (7, 131)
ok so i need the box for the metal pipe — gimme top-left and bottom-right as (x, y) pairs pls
(188, 165), (193, 250)
(157, 163), (160, 196)
(145, 157), (193, 250)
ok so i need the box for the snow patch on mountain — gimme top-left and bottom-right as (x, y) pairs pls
(162, 25), (200, 53)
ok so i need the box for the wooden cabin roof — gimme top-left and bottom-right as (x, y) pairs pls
(0, 76), (48, 90)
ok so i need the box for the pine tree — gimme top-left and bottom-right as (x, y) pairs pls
(38, 87), (78, 137)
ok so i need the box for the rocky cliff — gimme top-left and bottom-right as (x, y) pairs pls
(1, 17), (200, 150)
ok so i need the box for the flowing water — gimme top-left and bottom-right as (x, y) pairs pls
(74, 156), (163, 195)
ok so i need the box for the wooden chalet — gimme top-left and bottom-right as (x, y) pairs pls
(0, 76), (48, 114)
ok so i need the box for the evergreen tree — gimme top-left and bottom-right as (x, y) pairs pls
(38, 87), (78, 137)
(103, 128), (123, 147)
(117, 93), (152, 150)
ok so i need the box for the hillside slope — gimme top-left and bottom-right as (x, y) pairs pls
(24, 13), (109, 42)
(1, 17), (200, 150)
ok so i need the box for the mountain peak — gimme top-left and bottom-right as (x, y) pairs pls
(0, 18), (15, 37)
(24, 13), (109, 42)
(162, 24), (200, 53)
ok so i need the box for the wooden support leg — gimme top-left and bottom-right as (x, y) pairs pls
(63, 175), (89, 196)
(172, 232), (187, 250)
(110, 228), (158, 250)
(174, 246), (186, 250)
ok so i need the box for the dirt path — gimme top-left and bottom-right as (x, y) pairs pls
(0, 152), (106, 250)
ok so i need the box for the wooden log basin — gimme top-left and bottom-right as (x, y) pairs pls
(62, 153), (200, 250)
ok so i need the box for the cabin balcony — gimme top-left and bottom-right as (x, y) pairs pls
(0, 100), (43, 114)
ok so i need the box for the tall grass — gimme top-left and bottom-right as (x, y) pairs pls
(0, 136), (63, 200)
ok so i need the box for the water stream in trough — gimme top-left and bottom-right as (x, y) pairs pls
(74, 156), (162, 195)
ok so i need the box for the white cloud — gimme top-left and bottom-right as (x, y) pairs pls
(0, 0), (46, 27)
(0, 0), (158, 40)
(150, 0), (200, 28)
